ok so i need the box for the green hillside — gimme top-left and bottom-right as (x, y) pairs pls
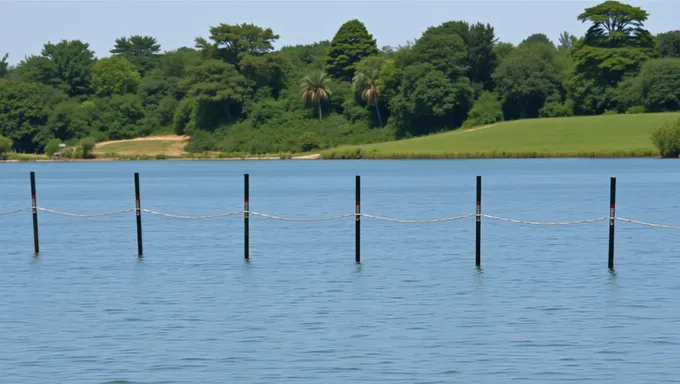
(321, 113), (680, 159)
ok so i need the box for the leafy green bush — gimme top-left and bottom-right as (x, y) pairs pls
(45, 138), (62, 156)
(539, 102), (573, 118)
(626, 106), (646, 114)
(462, 92), (503, 128)
(0, 135), (12, 155)
(651, 118), (680, 158)
(186, 130), (217, 152)
(80, 137), (96, 159)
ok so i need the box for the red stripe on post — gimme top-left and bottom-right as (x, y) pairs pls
(610, 204), (615, 209)
(244, 198), (249, 203)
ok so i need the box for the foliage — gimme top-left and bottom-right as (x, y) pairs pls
(326, 20), (378, 81)
(651, 118), (680, 158)
(301, 71), (332, 120)
(80, 137), (96, 158)
(638, 59), (680, 112)
(0, 135), (11, 155)
(91, 56), (142, 96)
(44, 138), (61, 156)
(657, 31), (680, 58)
(2, 1), (680, 158)
(462, 91), (503, 127)
(0, 53), (9, 78)
(110, 35), (161, 76)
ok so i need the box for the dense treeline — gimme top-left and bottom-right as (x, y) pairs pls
(1, 0), (680, 156)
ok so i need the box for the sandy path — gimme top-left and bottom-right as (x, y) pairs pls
(96, 135), (189, 147)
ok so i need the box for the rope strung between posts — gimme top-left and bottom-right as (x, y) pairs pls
(481, 214), (609, 226)
(615, 217), (680, 230)
(2, 206), (680, 230)
(249, 211), (355, 222)
(141, 208), (243, 220)
(37, 207), (135, 217)
(360, 213), (476, 223)
(0, 207), (31, 216)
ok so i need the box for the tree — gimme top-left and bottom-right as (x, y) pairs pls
(301, 71), (332, 120)
(493, 42), (515, 62)
(0, 53), (8, 78)
(91, 56), (142, 96)
(0, 80), (67, 152)
(493, 50), (559, 119)
(353, 67), (383, 126)
(558, 31), (578, 50)
(638, 59), (680, 112)
(577, 0), (654, 49)
(467, 23), (498, 91)
(407, 24), (468, 80)
(198, 23), (279, 69)
(44, 101), (93, 142)
(326, 20), (378, 81)
(657, 31), (680, 58)
(110, 35), (161, 76)
(41, 40), (96, 97)
(521, 33), (553, 46)
(80, 137), (96, 158)
(568, 1), (655, 115)
(0, 135), (11, 156)
(180, 59), (248, 129)
(13, 56), (63, 90)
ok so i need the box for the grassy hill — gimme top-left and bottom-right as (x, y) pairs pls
(320, 113), (680, 159)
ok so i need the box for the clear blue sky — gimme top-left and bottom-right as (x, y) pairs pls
(1, 0), (677, 65)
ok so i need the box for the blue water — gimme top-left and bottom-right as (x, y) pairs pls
(1, 159), (680, 383)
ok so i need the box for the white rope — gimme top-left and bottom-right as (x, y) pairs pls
(37, 207), (135, 217)
(6, 205), (680, 231)
(141, 208), (243, 220)
(0, 207), (31, 216)
(360, 213), (476, 223)
(482, 214), (609, 225)
(249, 211), (355, 222)
(615, 217), (680, 230)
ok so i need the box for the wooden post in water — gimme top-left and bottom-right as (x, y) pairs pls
(30, 171), (39, 255)
(476, 176), (482, 267)
(134, 172), (143, 258)
(244, 173), (249, 261)
(355, 175), (361, 264)
(608, 177), (616, 270)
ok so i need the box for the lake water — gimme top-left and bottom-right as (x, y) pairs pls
(1, 159), (680, 383)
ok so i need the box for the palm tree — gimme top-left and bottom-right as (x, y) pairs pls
(353, 67), (383, 126)
(301, 71), (332, 120)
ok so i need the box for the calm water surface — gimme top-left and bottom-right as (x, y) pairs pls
(1, 159), (680, 383)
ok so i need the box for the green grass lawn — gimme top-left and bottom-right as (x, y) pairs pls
(321, 112), (680, 159)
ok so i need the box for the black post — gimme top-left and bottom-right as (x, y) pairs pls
(476, 176), (482, 267)
(134, 172), (143, 258)
(30, 171), (39, 255)
(608, 177), (616, 270)
(244, 173), (249, 261)
(355, 175), (361, 264)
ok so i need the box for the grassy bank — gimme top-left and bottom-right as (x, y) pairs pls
(320, 113), (680, 159)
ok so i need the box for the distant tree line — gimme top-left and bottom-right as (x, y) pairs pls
(1, 0), (680, 155)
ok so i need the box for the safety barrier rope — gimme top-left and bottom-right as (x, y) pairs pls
(35, 207), (135, 217)
(1, 206), (679, 230)
(141, 208), (243, 220)
(0, 207), (32, 216)
(481, 214), (609, 226)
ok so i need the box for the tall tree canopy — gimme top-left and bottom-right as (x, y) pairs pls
(326, 19), (378, 81)
(41, 40), (96, 98)
(110, 35), (161, 75)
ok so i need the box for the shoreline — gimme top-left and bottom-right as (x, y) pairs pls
(0, 152), (666, 162)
